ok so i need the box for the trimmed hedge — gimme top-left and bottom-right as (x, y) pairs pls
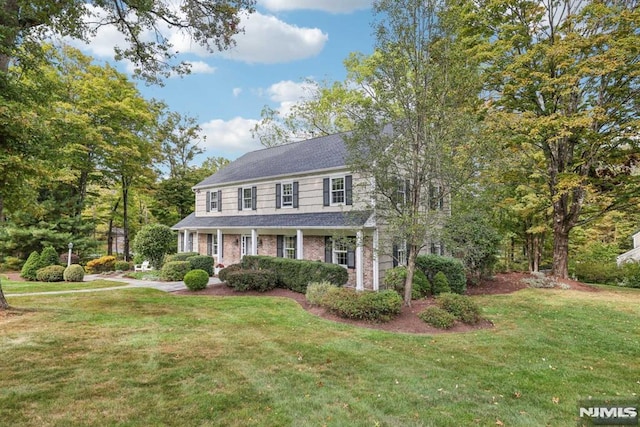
(416, 254), (466, 294)
(218, 264), (242, 282)
(242, 255), (348, 293)
(36, 265), (65, 282)
(165, 252), (200, 263)
(225, 269), (278, 292)
(320, 287), (402, 322)
(419, 306), (456, 329)
(161, 261), (191, 281)
(63, 264), (85, 282)
(187, 255), (214, 276)
(184, 269), (210, 291)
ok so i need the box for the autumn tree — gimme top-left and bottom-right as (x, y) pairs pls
(468, 0), (640, 278)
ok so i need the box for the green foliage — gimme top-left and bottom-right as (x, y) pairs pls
(305, 281), (337, 306)
(187, 255), (214, 276)
(85, 256), (116, 274)
(319, 288), (402, 322)
(114, 261), (132, 271)
(225, 270), (278, 292)
(618, 263), (640, 289)
(242, 255), (348, 293)
(218, 264), (242, 283)
(63, 264), (85, 282)
(436, 293), (481, 324)
(132, 224), (177, 270)
(571, 243), (622, 284)
(432, 272), (451, 295)
(20, 251), (42, 281)
(184, 269), (210, 291)
(165, 252), (200, 263)
(161, 261), (191, 281)
(2, 256), (23, 271)
(39, 246), (60, 267)
(382, 266), (431, 300)
(36, 265), (65, 282)
(59, 252), (80, 266)
(416, 255), (466, 294)
(418, 306), (457, 329)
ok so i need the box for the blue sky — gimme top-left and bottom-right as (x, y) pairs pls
(71, 0), (376, 162)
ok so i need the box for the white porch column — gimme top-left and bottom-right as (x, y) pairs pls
(296, 229), (304, 260)
(177, 232), (182, 253)
(251, 229), (258, 255)
(217, 229), (223, 264)
(372, 229), (379, 291)
(194, 231), (199, 254)
(356, 230), (364, 291)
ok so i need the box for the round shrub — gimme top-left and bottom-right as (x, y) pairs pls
(383, 266), (431, 299)
(40, 246), (60, 267)
(187, 255), (214, 276)
(436, 293), (481, 324)
(184, 269), (210, 291)
(161, 261), (191, 281)
(36, 265), (65, 282)
(59, 252), (80, 266)
(85, 256), (116, 274)
(114, 260), (132, 271)
(319, 287), (402, 322)
(218, 264), (242, 282)
(305, 281), (337, 306)
(21, 251), (42, 281)
(225, 269), (278, 292)
(432, 271), (451, 295)
(63, 264), (85, 282)
(416, 254), (467, 294)
(419, 306), (456, 329)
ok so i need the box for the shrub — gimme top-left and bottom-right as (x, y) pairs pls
(20, 251), (42, 280)
(40, 246), (60, 267)
(416, 254), (467, 294)
(187, 255), (214, 276)
(618, 262), (640, 288)
(63, 264), (85, 282)
(436, 293), (481, 324)
(320, 287), (402, 322)
(184, 269), (210, 291)
(85, 256), (117, 274)
(218, 264), (242, 282)
(572, 261), (621, 285)
(2, 256), (23, 271)
(161, 261), (191, 281)
(132, 224), (177, 269)
(383, 266), (431, 299)
(418, 306), (456, 329)
(225, 269), (278, 292)
(59, 252), (80, 266)
(115, 261), (132, 271)
(242, 255), (348, 293)
(432, 271), (451, 295)
(165, 252), (200, 263)
(305, 281), (337, 306)
(36, 265), (65, 282)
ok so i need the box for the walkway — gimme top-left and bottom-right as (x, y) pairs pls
(6, 274), (222, 297)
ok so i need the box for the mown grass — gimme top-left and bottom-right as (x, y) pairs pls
(0, 286), (638, 426)
(1, 278), (127, 294)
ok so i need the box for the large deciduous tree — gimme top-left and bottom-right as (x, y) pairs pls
(469, 0), (640, 278)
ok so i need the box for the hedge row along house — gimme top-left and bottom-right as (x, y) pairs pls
(171, 131), (449, 290)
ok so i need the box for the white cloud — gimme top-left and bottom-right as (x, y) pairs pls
(232, 88), (243, 97)
(266, 80), (317, 115)
(200, 117), (262, 158)
(184, 61), (216, 74)
(260, 0), (372, 13)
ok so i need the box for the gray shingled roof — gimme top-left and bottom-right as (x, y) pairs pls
(194, 132), (351, 188)
(172, 211), (373, 230)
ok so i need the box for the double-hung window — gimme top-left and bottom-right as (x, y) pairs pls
(283, 236), (296, 259)
(282, 183), (293, 207)
(243, 188), (252, 210)
(207, 234), (218, 256)
(239, 186), (257, 211)
(333, 239), (349, 266)
(206, 190), (221, 212)
(331, 177), (345, 204)
(323, 175), (352, 206)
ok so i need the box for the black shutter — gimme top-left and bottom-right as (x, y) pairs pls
(293, 181), (299, 208)
(277, 235), (283, 257)
(324, 236), (332, 262)
(323, 178), (330, 206)
(206, 191), (211, 212)
(276, 184), (281, 209)
(347, 247), (356, 269)
(217, 190), (222, 212)
(392, 244), (398, 267)
(220, 235), (224, 258)
(345, 175), (352, 205)
(238, 188), (242, 210)
(251, 186), (257, 210)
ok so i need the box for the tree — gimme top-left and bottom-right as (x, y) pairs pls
(132, 223), (176, 269)
(344, 0), (484, 305)
(468, 0), (640, 278)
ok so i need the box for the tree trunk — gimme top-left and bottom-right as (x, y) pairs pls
(0, 278), (10, 310)
(552, 223), (570, 279)
(122, 177), (130, 261)
(403, 244), (419, 307)
(107, 198), (120, 256)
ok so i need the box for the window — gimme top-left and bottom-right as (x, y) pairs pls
(239, 186), (257, 211)
(323, 176), (352, 206)
(243, 188), (252, 210)
(283, 236), (296, 259)
(187, 233), (193, 252)
(282, 183), (293, 207)
(207, 234), (218, 256)
(331, 177), (345, 204)
(429, 185), (444, 210)
(393, 242), (408, 267)
(325, 237), (355, 268)
(206, 190), (221, 212)
(333, 239), (348, 266)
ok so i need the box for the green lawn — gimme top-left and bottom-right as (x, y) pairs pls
(0, 285), (638, 426)
(1, 278), (127, 294)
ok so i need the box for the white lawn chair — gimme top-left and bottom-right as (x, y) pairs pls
(134, 260), (152, 271)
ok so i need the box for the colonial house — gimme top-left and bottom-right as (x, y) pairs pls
(171, 131), (447, 290)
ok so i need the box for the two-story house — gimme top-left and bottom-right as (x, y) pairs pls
(171, 131), (446, 290)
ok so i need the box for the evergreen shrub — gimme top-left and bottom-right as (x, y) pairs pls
(187, 255), (214, 276)
(115, 261), (132, 271)
(432, 271), (451, 295)
(319, 287), (402, 322)
(383, 266), (431, 299)
(225, 269), (278, 292)
(161, 261), (191, 281)
(63, 264), (85, 282)
(218, 264), (242, 282)
(184, 269), (210, 291)
(165, 252), (200, 263)
(305, 281), (336, 306)
(418, 306), (456, 329)
(436, 293), (480, 324)
(40, 246), (60, 267)
(36, 265), (65, 282)
(21, 251), (42, 280)
(416, 254), (466, 294)
(85, 256), (116, 274)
